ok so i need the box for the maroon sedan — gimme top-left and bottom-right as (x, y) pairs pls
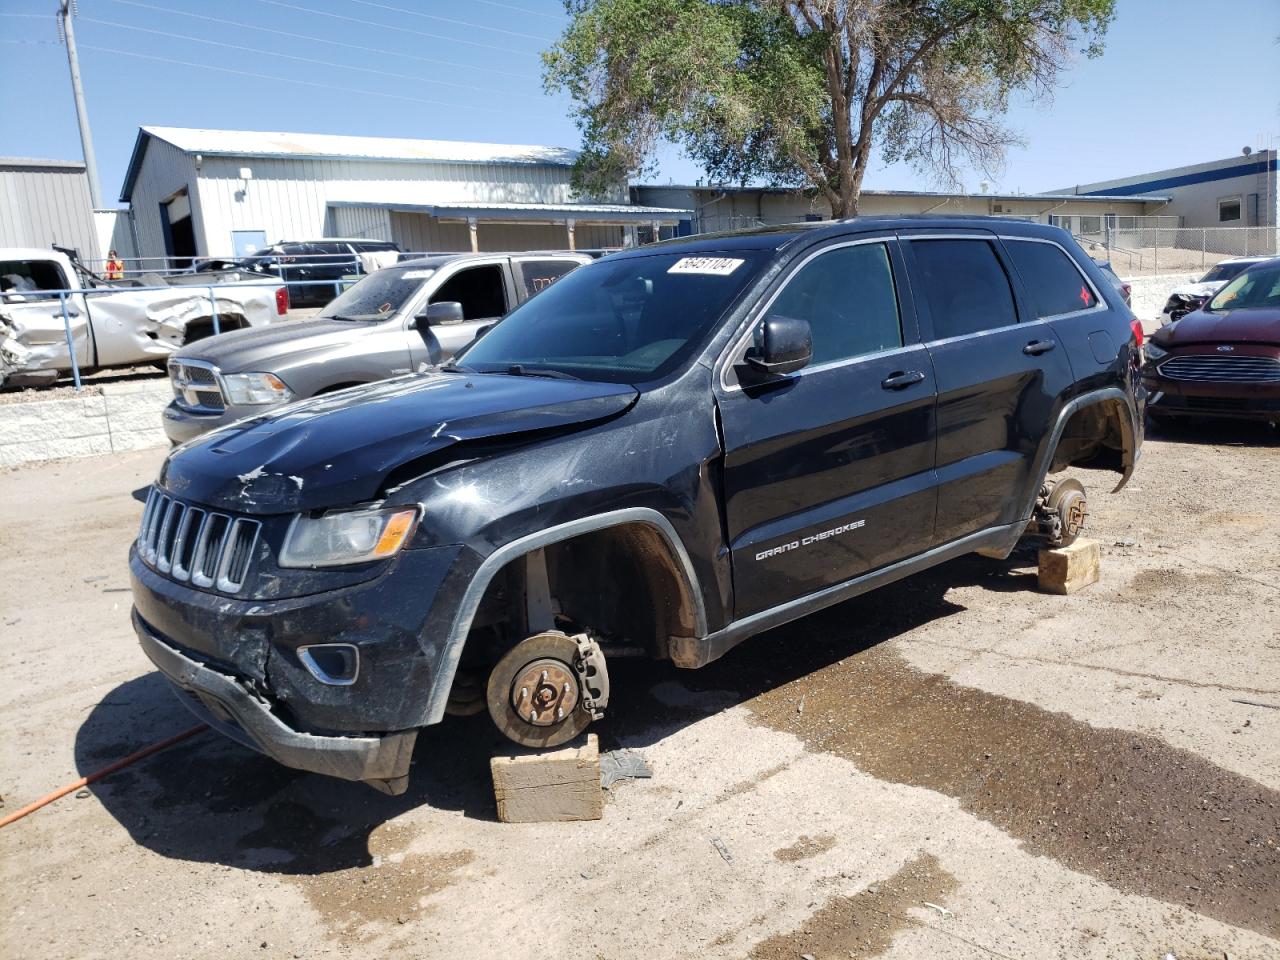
(1143, 257), (1280, 425)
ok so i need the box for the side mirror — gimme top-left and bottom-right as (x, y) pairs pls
(745, 315), (812, 377)
(425, 301), (465, 325)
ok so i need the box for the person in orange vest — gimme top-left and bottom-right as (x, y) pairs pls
(105, 250), (125, 280)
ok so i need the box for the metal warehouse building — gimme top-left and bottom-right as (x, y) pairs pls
(632, 183), (1169, 236)
(1057, 149), (1278, 234)
(119, 126), (690, 262)
(0, 157), (102, 260)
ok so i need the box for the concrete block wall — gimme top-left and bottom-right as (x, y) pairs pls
(1124, 272), (1199, 329)
(0, 379), (171, 469)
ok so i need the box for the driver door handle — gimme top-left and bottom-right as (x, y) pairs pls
(1023, 339), (1056, 356)
(881, 370), (926, 390)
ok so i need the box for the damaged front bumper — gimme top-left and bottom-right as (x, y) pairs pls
(129, 541), (466, 793)
(134, 610), (417, 793)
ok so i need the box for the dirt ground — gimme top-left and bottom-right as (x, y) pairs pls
(1, 421), (1277, 960)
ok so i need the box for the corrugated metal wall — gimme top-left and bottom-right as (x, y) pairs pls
(189, 154), (598, 257)
(128, 137), (201, 261)
(329, 204), (393, 241)
(0, 162), (101, 259)
(387, 212), (622, 253)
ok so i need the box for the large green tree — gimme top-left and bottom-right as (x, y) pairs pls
(544, 0), (1115, 216)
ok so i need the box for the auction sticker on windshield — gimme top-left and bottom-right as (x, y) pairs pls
(668, 257), (745, 276)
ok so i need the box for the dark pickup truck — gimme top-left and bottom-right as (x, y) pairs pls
(129, 217), (1144, 794)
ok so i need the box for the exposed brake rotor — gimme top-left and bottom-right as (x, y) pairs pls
(486, 631), (609, 749)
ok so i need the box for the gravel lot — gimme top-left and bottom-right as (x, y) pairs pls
(1, 423), (1277, 959)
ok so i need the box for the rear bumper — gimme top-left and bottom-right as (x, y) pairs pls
(134, 609), (418, 792)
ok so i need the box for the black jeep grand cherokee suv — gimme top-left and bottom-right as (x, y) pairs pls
(130, 217), (1144, 793)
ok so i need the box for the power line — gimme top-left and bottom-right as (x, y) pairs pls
(469, 0), (566, 21)
(468, 0), (566, 21)
(255, 0), (542, 58)
(108, 0), (536, 81)
(344, 0), (554, 42)
(79, 15), (543, 100)
(68, 42), (506, 112)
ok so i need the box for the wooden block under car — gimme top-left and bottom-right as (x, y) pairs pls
(1037, 538), (1101, 595)
(490, 733), (603, 823)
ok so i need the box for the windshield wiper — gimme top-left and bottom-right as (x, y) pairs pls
(505, 364), (579, 381)
(440, 361), (472, 374)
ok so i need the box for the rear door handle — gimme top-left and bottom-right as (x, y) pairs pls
(881, 370), (926, 390)
(1023, 339), (1056, 356)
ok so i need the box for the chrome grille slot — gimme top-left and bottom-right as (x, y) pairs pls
(216, 518), (261, 591)
(1159, 355), (1280, 383)
(137, 493), (261, 592)
(191, 513), (230, 588)
(155, 500), (186, 573)
(171, 507), (205, 581)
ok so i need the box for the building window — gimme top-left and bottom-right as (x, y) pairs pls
(1218, 198), (1242, 223)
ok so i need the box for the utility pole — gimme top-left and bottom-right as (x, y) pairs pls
(57, 0), (103, 208)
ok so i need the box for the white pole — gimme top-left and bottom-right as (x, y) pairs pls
(58, 0), (103, 208)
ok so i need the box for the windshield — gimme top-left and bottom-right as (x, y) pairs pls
(457, 251), (766, 383)
(1200, 260), (1255, 284)
(318, 266), (434, 321)
(1206, 261), (1280, 311)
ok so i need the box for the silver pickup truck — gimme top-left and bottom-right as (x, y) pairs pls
(162, 252), (590, 443)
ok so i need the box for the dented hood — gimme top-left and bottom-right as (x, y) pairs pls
(159, 372), (639, 513)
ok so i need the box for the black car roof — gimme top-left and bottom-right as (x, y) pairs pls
(609, 215), (1070, 260)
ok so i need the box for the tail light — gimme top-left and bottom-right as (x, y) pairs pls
(275, 286), (289, 316)
(1129, 317), (1144, 347)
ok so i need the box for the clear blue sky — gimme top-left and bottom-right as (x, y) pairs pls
(1, 0), (1277, 205)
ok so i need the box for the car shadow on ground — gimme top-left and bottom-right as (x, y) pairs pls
(75, 549), (1029, 877)
(1145, 416), (1278, 447)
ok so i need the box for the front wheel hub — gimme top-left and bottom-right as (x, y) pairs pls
(510, 658), (579, 725)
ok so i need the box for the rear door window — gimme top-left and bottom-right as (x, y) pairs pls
(909, 239), (1017, 339)
(766, 242), (903, 365)
(1006, 239), (1098, 318)
(516, 259), (580, 299)
(430, 264), (508, 320)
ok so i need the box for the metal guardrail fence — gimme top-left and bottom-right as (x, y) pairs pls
(1, 278), (351, 392)
(1074, 226), (1280, 276)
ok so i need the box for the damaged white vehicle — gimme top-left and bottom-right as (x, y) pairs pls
(1, 248), (289, 388)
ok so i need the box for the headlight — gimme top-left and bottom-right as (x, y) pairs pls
(1145, 344), (1168, 361)
(279, 506), (418, 568)
(223, 371), (292, 405)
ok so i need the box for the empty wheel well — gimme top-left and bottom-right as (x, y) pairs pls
(465, 522), (701, 663)
(1049, 397), (1132, 476)
(181, 313), (248, 344)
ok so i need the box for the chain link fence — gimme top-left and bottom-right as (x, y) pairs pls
(1074, 226), (1279, 277)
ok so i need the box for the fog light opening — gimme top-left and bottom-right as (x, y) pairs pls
(298, 644), (360, 686)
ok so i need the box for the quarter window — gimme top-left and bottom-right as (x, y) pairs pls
(517, 259), (579, 299)
(766, 242), (903, 366)
(1006, 240), (1097, 318)
(910, 239), (1017, 338)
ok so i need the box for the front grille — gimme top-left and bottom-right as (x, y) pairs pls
(1158, 355), (1280, 383)
(138, 489), (260, 592)
(169, 360), (226, 413)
